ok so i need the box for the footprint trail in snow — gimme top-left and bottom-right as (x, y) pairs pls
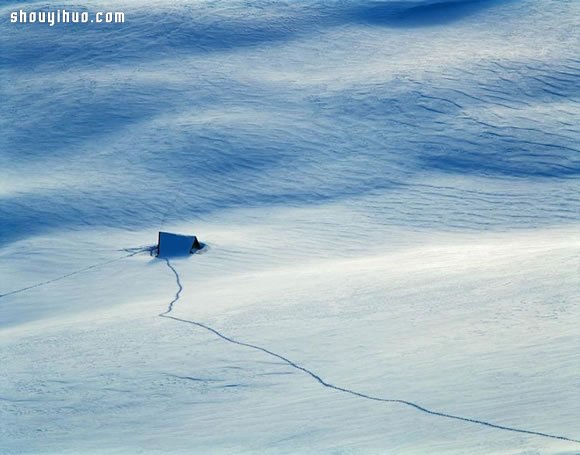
(159, 259), (580, 445)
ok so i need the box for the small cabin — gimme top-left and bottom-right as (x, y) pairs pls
(155, 231), (201, 257)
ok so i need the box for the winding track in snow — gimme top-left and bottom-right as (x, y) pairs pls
(3, 251), (578, 443)
(160, 258), (580, 444)
(159, 258), (183, 316)
(0, 251), (143, 300)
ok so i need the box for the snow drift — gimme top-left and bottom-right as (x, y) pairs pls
(1, 0), (579, 453)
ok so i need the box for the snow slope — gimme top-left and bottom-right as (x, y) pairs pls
(1, 0), (579, 453)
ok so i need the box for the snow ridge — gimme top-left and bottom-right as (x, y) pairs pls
(159, 260), (580, 444)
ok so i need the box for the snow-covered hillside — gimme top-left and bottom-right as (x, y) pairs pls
(1, 0), (579, 453)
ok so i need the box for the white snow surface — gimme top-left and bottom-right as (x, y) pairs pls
(1, 0), (579, 453)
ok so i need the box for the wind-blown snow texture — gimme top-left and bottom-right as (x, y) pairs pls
(1, 0), (579, 453)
